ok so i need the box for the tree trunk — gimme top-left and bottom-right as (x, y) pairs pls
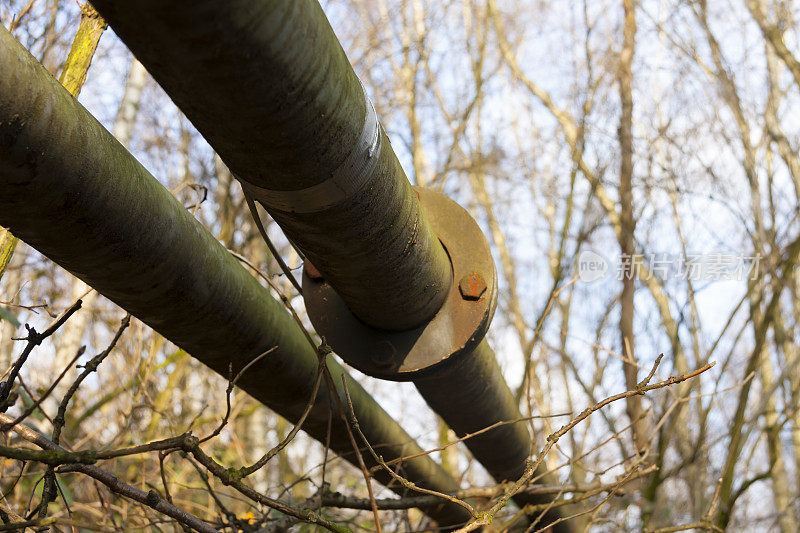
(617, 0), (648, 456)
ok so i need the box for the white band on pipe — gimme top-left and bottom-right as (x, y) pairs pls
(239, 83), (381, 214)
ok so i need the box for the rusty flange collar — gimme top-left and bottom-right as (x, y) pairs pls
(302, 187), (498, 381)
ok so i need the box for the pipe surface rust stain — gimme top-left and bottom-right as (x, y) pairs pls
(458, 271), (487, 300)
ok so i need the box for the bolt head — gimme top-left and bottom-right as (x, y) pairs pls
(459, 272), (486, 300)
(304, 261), (323, 280)
(371, 341), (396, 368)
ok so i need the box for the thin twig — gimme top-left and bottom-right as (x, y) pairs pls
(452, 359), (715, 532)
(0, 346), (85, 431)
(331, 373), (382, 533)
(0, 413), (219, 533)
(243, 194), (303, 294)
(0, 300), (83, 406)
(199, 346), (277, 445)
(338, 374), (476, 517)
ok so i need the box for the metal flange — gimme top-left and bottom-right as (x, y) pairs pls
(302, 187), (498, 381)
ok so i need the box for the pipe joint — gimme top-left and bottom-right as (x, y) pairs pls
(303, 187), (498, 381)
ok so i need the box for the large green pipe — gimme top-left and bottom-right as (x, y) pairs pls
(85, 2), (568, 529)
(90, 0), (452, 332)
(0, 27), (471, 529)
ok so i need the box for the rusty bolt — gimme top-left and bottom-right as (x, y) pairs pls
(458, 272), (486, 301)
(304, 261), (323, 280)
(372, 341), (396, 368)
